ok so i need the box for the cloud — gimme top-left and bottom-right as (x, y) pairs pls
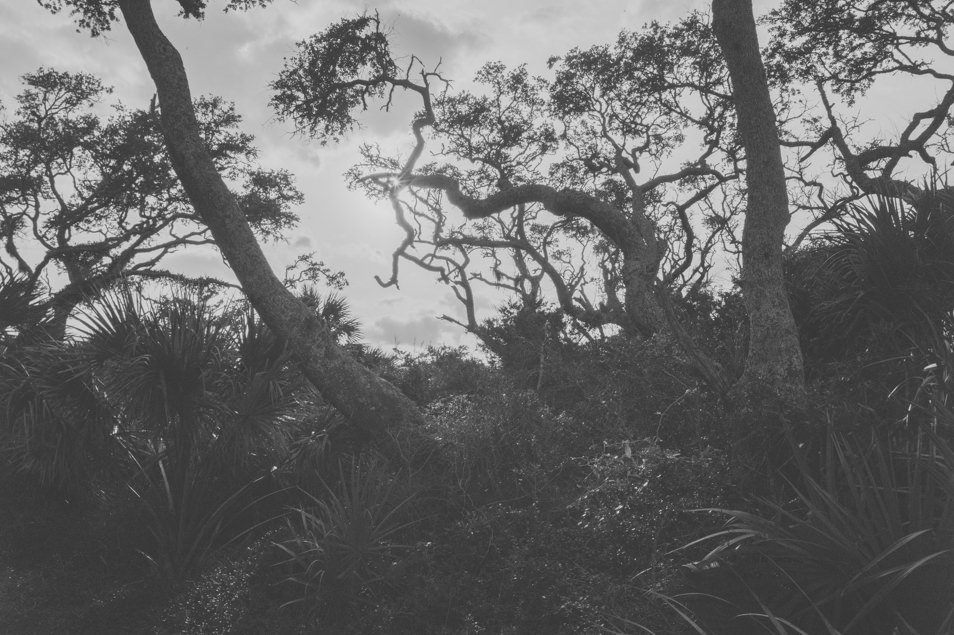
(290, 235), (312, 249)
(365, 313), (459, 348)
(163, 249), (235, 283)
(0, 4), (154, 104)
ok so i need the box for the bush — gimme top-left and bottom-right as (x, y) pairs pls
(275, 459), (419, 621)
(0, 339), (113, 493)
(423, 390), (589, 504)
(572, 440), (730, 572)
(534, 334), (727, 449)
(353, 504), (624, 634)
(392, 346), (494, 406)
(337, 437), (729, 634)
(689, 424), (954, 635)
(126, 447), (280, 580)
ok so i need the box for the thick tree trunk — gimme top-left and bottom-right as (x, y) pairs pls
(620, 258), (666, 338)
(712, 0), (805, 402)
(46, 300), (74, 341)
(116, 0), (425, 440)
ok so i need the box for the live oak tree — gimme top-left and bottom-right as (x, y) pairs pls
(276, 1), (954, 402)
(765, 0), (954, 234)
(38, 0), (427, 442)
(270, 8), (809, 397)
(0, 67), (301, 338)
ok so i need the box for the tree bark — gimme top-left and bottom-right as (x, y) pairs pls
(116, 0), (425, 441)
(712, 0), (805, 401)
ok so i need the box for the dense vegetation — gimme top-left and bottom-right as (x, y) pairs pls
(4, 0), (954, 633)
(2, 187), (954, 634)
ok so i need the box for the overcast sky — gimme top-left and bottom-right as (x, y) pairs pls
(0, 0), (763, 350)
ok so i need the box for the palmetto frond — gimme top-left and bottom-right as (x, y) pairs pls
(802, 190), (954, 359)
(0, 275), (49, 343)
(298, 285), (363, 344)
(0, 338), (112, 490)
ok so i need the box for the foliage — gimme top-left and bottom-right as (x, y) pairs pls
(537, 332), (727, 449)
(361, 504), (627, 635)
(38, 0), (277, 36)
(0, 337), (112, 491)
(0, 68), (303, 335)
(393, 345), (494, 406)
(298, 286), (363, 344)
(159, 534), (274, 635)
(270, 14), (397, 143)
(476, 300), (568, 382)
(789, 193), (954, 362)
(76, 289), (301, 476)
(573, 441), (729, 571)
(423, 389), (588, 504)
(125, 448), (279, 580)
(0, 276), (50, 343)
(765, 0), (954, 99)
(81, 292), (298, 578)
(348, 457), (723, 635)
(275, 459), (419, 618)
(688, 424), (954, 635)
(0, 288), (301, 578)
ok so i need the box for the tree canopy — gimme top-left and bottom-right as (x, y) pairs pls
(37, 0), (275, 34)
(0, 67), (301, 337)
(268, 12), (763, 392)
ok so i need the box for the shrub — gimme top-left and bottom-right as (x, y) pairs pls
(0, 339), (113, 493)
(275, 459), (419, 620)
(788, 192), (954, 365)
(126, 445), (281, 581)
(423, 390), (588, 503)
(572, 440), (730, 572)
(354, 504), (621, 634)
(393, 346), (493, 406)
(535, 334), (726, 449)
(353, 498), (703, 635)
(690, 425), (954, 634)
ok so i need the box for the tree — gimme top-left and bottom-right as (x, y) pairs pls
(712, 0), (805, 399)
(268, 7), (806, 398)
(764, 0), (954, 238)
(0, 67), (301, 338)
(37, 0), (427, 445)
(271, 13), (741, 393)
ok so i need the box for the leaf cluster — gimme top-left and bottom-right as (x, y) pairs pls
(765, 0), (954, 99)
(38, 0), (276, 36)
(270, 15), (398, 144)
(0, 68), (302, 323)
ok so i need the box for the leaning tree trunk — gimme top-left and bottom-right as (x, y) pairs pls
(712, 0), (805, 402)
(117, 0), (425, 440)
